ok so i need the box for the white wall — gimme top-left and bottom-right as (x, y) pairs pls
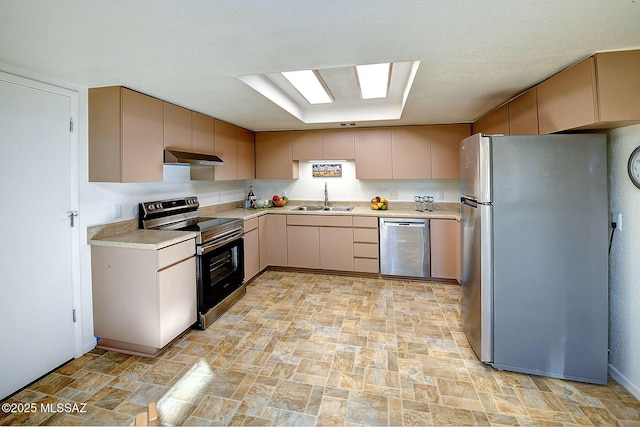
(248, 161), (461, 204)
(607, 123), (640, 399)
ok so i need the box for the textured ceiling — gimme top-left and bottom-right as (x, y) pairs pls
(1, 0), (639, 131)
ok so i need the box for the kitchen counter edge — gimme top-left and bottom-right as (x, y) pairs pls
(211, 206), (461, 221)
(89, 229), (197, 250)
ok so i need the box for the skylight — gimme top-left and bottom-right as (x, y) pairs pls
(281, 70), (333, 104)
(356, 63), (391, 99)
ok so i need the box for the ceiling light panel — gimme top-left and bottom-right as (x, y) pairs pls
(356, 63), (391, 99)
(281, 70), (333, 104)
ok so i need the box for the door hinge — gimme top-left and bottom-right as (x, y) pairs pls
(69, 118), (73, 132)
(72, 309), (77, 323)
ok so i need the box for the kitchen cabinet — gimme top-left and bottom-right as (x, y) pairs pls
(89, 86), (164, 182)
(430, 219), (460, 282)
(255, 131), (299, 179)
(292, 129), (355, 160)
(214, 119), (238, 181)
(286, 215), (354, 271)
(537, 57), (597, 134)
(163, 102), (192, 151)
(237, 127), (256, 180)
(353, 216), (379, 273)
(355, 127), (393, 179)
(322, 128), (355, 159)
(473, 104), (509, 136)
(391, 126), (431, 179)
(508, 87), (539, 135)
(431, 124), (471, 179)
(595, 50), (640, 124)
(91, 238), (197, 356)
(243, 218), (260, 282)
(260, 214), (287, 267)
(190, 112), (216, 181)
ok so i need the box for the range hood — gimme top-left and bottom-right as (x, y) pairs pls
(164, 149), (224, 166)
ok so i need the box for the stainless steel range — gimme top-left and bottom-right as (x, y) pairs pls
(139, 196), (245, 329)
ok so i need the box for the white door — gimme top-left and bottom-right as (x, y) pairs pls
(0, 74), (76, 400)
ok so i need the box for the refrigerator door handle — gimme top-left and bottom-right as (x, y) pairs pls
(461, 196), (478, 208)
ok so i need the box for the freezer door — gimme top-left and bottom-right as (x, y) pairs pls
(460, 197), (493, 363)
(460, 133), (491, 202)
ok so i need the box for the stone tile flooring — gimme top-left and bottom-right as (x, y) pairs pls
(2, 271), (639, 426)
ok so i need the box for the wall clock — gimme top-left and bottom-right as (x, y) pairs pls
(628, 145), (640, 189)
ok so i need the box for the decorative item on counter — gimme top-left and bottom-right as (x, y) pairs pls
(424, 195), (434, 212)
(370, 196), (388, 210)
(254, 198), (269, 209)
(271, 194), (287, 207)
(247, 185), (257, 208)
(414, 195), (424, 211)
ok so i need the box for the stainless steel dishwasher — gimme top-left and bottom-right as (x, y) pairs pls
(379, 218), (430, 278)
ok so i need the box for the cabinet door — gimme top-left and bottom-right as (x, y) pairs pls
(163, 102), (192, 151)
(391, 126), (431, 179)
(121, 88), (164, 182)
(595, 50), (640, 122)
(319, 227), (353, 271)
(237, 127), (255, 180)
(287, 226), (320, 268)
(473, 104), (509, 136)
(508, 87), (539, 135)
(192, 111), (214, 154)
(258, 215), (268, 271)
(430, 219), (460, 281)
(243, 227), (260, 281)
(537, 57), (597, 134)
(158, 256), (197, 347)
(355, 127), (392, 179)
(322, 128), (355, 160)
(431, 124), (470, 179)
(292, 130), (322, 160)
(265, 214), (288, 267)
(214, 119), (238, 181)
(255, 131), (298, 179)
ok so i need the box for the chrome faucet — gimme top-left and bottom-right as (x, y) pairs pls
(324, 182), (329, 207)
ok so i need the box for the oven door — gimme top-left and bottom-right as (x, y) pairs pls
(196, 237), (244, 318)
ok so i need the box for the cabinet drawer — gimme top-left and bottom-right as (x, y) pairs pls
(354, 242), (378, 259)
(287, 214), (352, 227)
(244, 217), (259, 232)
(158, 239), (195, 270)
(354, 258), (379, 273)
(354, 228), (378, 243)
(353, 216), (378, 228)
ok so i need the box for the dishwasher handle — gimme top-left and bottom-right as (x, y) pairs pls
(380, 219), (427, 228)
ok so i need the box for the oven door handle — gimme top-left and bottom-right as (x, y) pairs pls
(198, 231), (243, 255)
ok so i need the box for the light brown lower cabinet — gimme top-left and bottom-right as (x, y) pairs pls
(243, 218), (260, 282)
(430, 219), (461, 282)
(260, 214), (288, 267)
(287, 226), (321, 269)
(353, 216), (379, 273)
(91, 238), (197, 356)
(319, 227), (354, 271)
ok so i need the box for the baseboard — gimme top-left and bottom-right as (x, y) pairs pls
(609, 363), (640, 400)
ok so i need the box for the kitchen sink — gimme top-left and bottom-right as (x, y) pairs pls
(292, 205), (354, 212)
(293, 205), (325, 211)
(323, 206), (354, 212)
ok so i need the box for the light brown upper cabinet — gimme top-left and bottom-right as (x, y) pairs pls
(291, 129), (355, 160)
(237, 127), (255, 180)
(292, 130), (322, 160)
(594, 50), (640, 125)
(391, 126), (431, 179)
(89, 86), (164, 182)
(431, 124), (471, 179)
(537, 57), (597, 134)
(255, 131), (299, 179)
(508, 87), (539, 135)
(322, 128), (355, 159)
(213, 119), (238, 181)
(354, 127), (393, 179)
(473, 104), (509, 136)
(163, 102), (192, 150)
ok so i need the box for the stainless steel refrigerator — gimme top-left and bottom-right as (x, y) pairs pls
(460, 133), (609, 385)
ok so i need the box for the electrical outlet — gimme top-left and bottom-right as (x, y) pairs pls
(112, 204), (122, 219)
(436, 191), (444, 200)
(612, 212), (622, 231)
(216, 192), (221, 202)
(389, 190), (398, 200)
(281, 190), (286, 197)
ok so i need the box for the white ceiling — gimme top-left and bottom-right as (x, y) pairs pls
(1, 0), (639, 132)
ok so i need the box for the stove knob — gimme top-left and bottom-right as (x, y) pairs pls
(147, 205), (154, 211)
(156, 203), (162, 209)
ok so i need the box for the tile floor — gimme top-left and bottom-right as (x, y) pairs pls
(1, 271), (639, 426)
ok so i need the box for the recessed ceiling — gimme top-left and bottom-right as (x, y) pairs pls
(238, 61), (420, 124)
(1, 1), (639, 131)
